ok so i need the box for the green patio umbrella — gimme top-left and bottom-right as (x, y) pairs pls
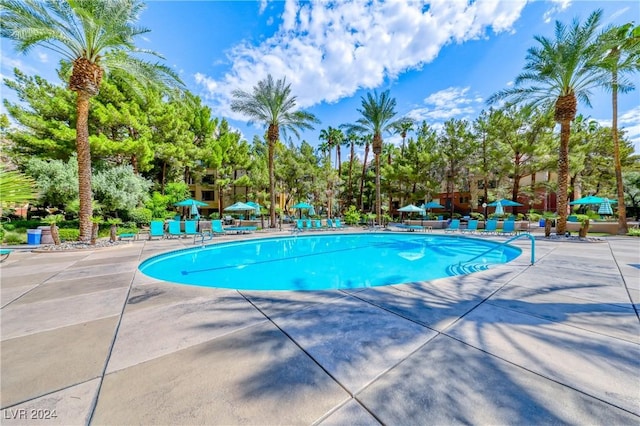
(569, 195), (617, 205)
(598, 198), (613, 215)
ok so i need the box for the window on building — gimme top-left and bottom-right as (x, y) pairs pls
(202, 191), (215, 201)
(202, 174), (215, 185)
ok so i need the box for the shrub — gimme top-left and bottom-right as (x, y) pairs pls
(343, 206), (361, 225)
(627, 227), (640, 237)
(58, 228), (80, 242)
(126, 207), (152, 226)
(470, 212), (485, 221)
(3, 231), (26, 244)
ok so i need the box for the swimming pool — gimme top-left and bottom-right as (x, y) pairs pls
(139, 233), (521, 291)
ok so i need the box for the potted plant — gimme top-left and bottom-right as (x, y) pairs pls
(576, 214), (590, 238)
(43, 214), (63, 245)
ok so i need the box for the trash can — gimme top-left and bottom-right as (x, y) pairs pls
(539, 219), (545, 227)
(27, 229), (42, 245)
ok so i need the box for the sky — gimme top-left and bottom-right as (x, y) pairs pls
(1, 0), (639, 153)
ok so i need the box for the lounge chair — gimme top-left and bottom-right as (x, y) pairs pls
(184, 220), (199, 237)
(118, 232), (137, 241)
(305, 219), (313, 230)
(211, 219), (227, 235)
(445, 219), (460, 233)
(389, 223), (424, 232)
(149, 220), (165, 240)
(334, 218), (345, 229)
(0, 248), (12, 262)
(326, 219), (334, 230)
(167, 220), (185, 238)
(313, 219), (325, 230)
(497, 220), (516, 236)
(293, 219), (304, 232)
(194, 220), (225, 244)
(461, 219), (478, 234)
(479, 219), (498, 235)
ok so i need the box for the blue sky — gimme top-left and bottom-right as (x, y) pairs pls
(1, 0), (639, 152)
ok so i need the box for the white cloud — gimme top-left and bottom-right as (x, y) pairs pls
(406, 86), (484, 123)
(543, 0), (571, 24)
(619, 106), (640, 153)
(194, 0), (527, 120)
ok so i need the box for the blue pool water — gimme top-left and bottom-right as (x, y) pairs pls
(139, 233), (521, 291)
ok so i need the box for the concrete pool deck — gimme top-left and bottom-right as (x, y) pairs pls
(1, 229), (638, 425)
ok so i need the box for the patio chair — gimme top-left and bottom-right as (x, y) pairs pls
(184, 220), (199, 237)
(305, 219), (313, 230)
(461, 219), (478, 234)
(314, 219), (325, 230)
(167, 221), (185, 238)
(334, 218), (345, 229)
(326, 218), (334, 230)
(149, 220), (165, 240)
(497, 220), (516, 236)
(479, 219), (498, 235)
(445, 219), (460, 233)
(211, 220), (227, 235)
(0, 248), (12, 262)
(293, 219), (305, 232)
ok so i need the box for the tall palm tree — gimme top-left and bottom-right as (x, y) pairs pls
(231, 74), (318, 227)
(345, 90), (398, 223)
(595, 23), (640, 235)
(393, 117), (415, 156)
(1, 0), (182, 241)
(343, 130), (359, 206)
(488, 10), (603, 234)
(319, 126), (344, 176)
(359, 134), (372, 211)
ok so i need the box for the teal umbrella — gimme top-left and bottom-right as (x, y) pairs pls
(292, 202), (313, 209)
(398, 204), (425, 213)
(570, 195), (617, 205)
(494, 200), (504, 216)
(174, 198), (207, 207)
(174, 199), (207, 218)
(422, 201), (445, 209)
(224, 201), (255, 212)
(308, 205), (316, 216)
(246, 201), (262, 216)
(598, 198), (613, 215)
(487, 199), (523, 207)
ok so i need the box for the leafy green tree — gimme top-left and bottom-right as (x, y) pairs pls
(623, 172), (640, 219)
(344, 90), (398, 223)
(92, 165), (152, 217)
(231, 74), (319, 227)
(1, 0), (182, 241)
(438, 119), (476, 216)
(25, 157), (78, 208)
(594, 23), (640, 233)
(489, 10), (604, 234)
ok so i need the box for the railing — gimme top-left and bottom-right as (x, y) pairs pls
(461, 232), (536, 266)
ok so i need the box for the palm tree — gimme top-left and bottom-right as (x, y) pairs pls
(231, 74), (318, 227)
(488, 10), (603, 234)
(345, 90), (398, 223)
(595, 23), (640, 235)
(358, 134), (372, 211)
(393, 117), (415, 156)
(319, 126), (344, 176)
(1, 0), (182, 241)
(343, 130), (359, 206)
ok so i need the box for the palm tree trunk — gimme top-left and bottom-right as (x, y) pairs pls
(337, 145), (342, 178)
(375, 153), (381, 224)
(267, 123), (278, 228)
(556, 120), (571, 235)
(359, 142), (369, 210)
(76, 91), (93, 242)
(612, 73), (627, 234)
(348, 141), (354, 205)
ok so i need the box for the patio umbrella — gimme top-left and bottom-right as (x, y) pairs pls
(487, 199), (523, 207)
(292, 202), (313, 209)
(422, 201), (445, 209)
(398, 204), (425, 213)
(174, 198), (207, 218)
(308, 205), (316, 216)
(224, 201), (255, 212)
(246, 201), (262, 216)
(569, 195), (617, 205)
(494, 200), (504, 216)
(598, 198), (613, 215)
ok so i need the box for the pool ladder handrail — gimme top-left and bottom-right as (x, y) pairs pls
(460, 233), (536, 266)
